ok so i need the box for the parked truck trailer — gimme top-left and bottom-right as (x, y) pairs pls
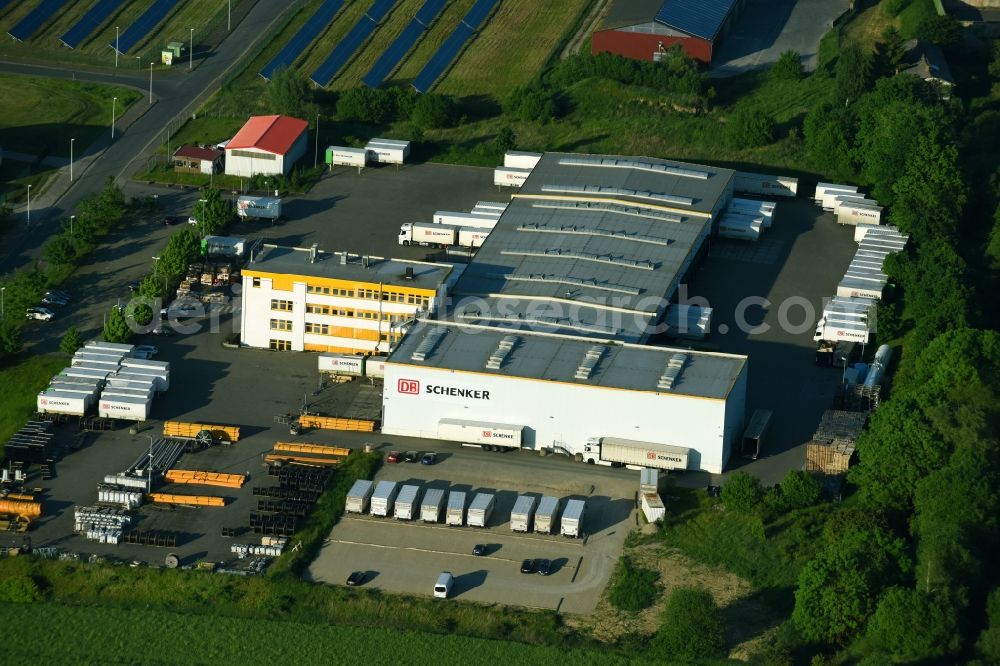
(560, 499), (586, 538)
(370, 480), (399, 517)
(467, 493), (495, 528)
(534, 496), (560, 534)
(398, 222), (489, 249)
(509, 495), (537, 533)
(420, 488), (446, 523)
(394, 484), (422, 520)
(345, 479), (374, 514)
(446, 491), (466, 526)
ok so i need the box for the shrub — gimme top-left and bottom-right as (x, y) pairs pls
(770, 50), (802, 80)
(653, 587), (725, 661)
(726, 106), (775, 149)
(336, 87), (415, 124)
(779, 470), (822, 509)
(0, 575), (42, 603)
(915, 15), (962, 47)
(59, 327), (83, 355)
(504, 83), (557, 122)
(411, 93), (456, 129)
(867, 588), (961, 661)
(608, 556), (660, 611)
(721, 471), (764, 513)
(885, 0), (910, 16)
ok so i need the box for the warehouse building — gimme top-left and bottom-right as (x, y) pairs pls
(224, 115), (308, 178)
(382, 321), (747, 474)
(451, 152), (735, 342)
(592, 0), (745, 65)
(241, 245), (452, 354)
(381, 152), (746, 473)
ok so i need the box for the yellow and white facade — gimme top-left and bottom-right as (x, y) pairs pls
(240, 245), (452, 355)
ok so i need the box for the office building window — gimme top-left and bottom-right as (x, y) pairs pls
(252, 277), (261, 288)
(305, 323), (329, 335)
(269, 339), (291, 351)
(270, 319), (292, 331)
(270, 299), (293, 311)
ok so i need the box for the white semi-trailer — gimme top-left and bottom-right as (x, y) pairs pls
(98, 395), (152, 421)
(560, 499), (586, 538)
(534, 496), (560, 534)
(398, 222), (489, 249)
(438, 419), (523, 451)
(503, 151), (542, 170)
(394, 484), (422, 521)
(467, 493), (495, 528)
(370, 480), (399, 517)
(236, 196), (282, 220)
(641, 492), (666, 523)
(733, 171), (798, 197)
(494, 167), (531, 187)
(446, 491), (466, 526)
(421, 488), (446, 523)
(432, 211), (497, 230)
(474, 201), (508, 212)
(583, 437), (691, 471)
(509, 495), (537, 533)
(85, 341), (134, 354)
(345, 479), (374, 514)
(37, 390), (92, 416)
(365, 138), (410, 165)
(325, 146), (367, 168)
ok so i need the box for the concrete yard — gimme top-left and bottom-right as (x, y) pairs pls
(308, 451), (637, 613)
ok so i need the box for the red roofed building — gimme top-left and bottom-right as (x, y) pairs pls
(224, 115), (309, 178)
(173, 145), (223, 175)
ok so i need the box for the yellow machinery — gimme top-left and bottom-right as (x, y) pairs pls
(163, 470), (245, 489)
(298, 415), (375, 432)
(0, 499), (42, 521)
(273, 442), (351, 456)
(263, 453), (344, 467)
(0, 516), (29, 532)
(148, 493), (226, 507)
(4, 492), (36, 501)
(163, 421), (241, 443)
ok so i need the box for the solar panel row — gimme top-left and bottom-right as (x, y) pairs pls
(411, 0), (498, 94)
(309, 0), (399, 86)
(61, 0), (125, 49)
(0, 0), (13, 12)
(259, 0), (345, 81)
(362, 0), (446, 88)
(8, 0), (69, 42)
(113, 0), (178, 55)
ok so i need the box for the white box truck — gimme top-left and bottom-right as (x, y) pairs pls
(534, 496), (560, 534)
(398, 222), (489, 249)
(446, 491), (466, 526)
(345, 479), (374, 514)
(236, 196), (282, 221)
(370, 480), (400, 517)
(494, 167), (531, 187)
(421, 488), (446, 523)
(561, 499), (586, 538)
(467, 493), (495, 528)
(98, 395), (152, 421)
(509, 495), (537, 533)
(394, 484), (422, 520)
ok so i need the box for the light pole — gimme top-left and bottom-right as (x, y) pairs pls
(314, 113), (319, 168)
(1, 287), (5, 320)
(70, 215), (75, 236)
(136, 54), (141, 71)
(26, 184), (31, 227)
(111, 96), (117, 139)
(70, 138), (75, 181)
(228, 0), (231, 31)
(149, 62), (153, 103)
(146, 436), (155, 492)
(115, 26), (119, 68)
(189, 28), (193, 71)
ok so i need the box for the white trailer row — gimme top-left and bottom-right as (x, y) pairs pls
(733, 171), (798, 197)
(326, 139), (412, 169)
(717, 212), (763, 241)
(398, 222), (490, 248)
(728, 197), (775, 229)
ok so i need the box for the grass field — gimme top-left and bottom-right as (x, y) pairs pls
(0, 602), (638, 665)
(0, 0), (249, 71)
(0, 354), (67, 451)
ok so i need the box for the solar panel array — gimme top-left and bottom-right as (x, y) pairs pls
(411, 0), (498, 93)
(112, 0), (179, 54)
(60, 0), (125, 49)
(259, 0), (345, 81)
(0, 0), (13, 13)
(309, 0), (398, 87)
(362, 0), (446, 88)
(8, 0), (69, 41)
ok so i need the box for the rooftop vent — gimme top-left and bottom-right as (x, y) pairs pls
(574, 345), (607, 380)
(485, 335), (519, 370)
(410, 327), (446, 362)
(657, 352), (688, 391)
(309, 243), (319, 264)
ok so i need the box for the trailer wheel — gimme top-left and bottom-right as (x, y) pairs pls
(586, 458), (595, 465)
(403, 241), (410, 247)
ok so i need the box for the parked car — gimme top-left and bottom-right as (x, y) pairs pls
(150, 325), (174, 337)
(25, 307), (54, 321)
(41, 294), (68, 306)
(472, 544), (487, 557)
(386, 451), (401, 464)
(346, 571), (366, 586)
(536, 559), (553, 576)
(520, 559), (537, 574)
(134, 345), (158, 357)
(163, 216), (177, 226)
(47, 289), (71, 301)
(420, 452), (437, 465)
(128, 281), (141, 292)
(187, 216), (198, 225)
(403, 451), (420, 463)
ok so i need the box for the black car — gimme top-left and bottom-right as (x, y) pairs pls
(472, 544), (487, 557)
(346, 571), (366, 586)
(520, 559), (536, 574)
(127, 281), (141, 292)
(536, 559), (553, 576)
(163, 216), (177, 226)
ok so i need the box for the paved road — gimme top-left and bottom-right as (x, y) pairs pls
(0, 0), (296, 275)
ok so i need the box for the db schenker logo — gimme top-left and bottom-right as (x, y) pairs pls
(647, 451), (656, 460)
(398, 379), (420, 395)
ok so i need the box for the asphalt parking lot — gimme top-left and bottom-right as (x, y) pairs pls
(307, 450), (637, 613)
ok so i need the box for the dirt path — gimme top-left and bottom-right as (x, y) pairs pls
(561, 0), (610, 60)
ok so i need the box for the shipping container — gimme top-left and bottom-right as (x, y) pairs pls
(446, 491), (466, 526)
(437, 418), (523, 449)
(494, 167), (531, 187)
(733, 171), (798, 197)
(37, 390), (91, 416)
(345, 479), (374, 514)
(509, 494), (537, 532)
(467, 493), (495, 528)
(503, 150), (542, 170)
(99, 395), (152, 421)
(432, 211), (498, 230)
(640, 492), (665, 523)
(393, 484), (423, 520)
(420, 488), (446, 522)
(560, 499), (586, 538)
(236, 196), (282, 220)
(534, 496), (560, 534)
(325, 146), (367, 168)
(370, 480), (399, 517)
(595, 437), (690, 471)
(365, 138), (410, 165)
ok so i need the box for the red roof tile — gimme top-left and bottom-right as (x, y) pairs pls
(174, 145), (223, 161)
(226, 115), (309, 155)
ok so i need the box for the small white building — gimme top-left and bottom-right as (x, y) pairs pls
(224, 115), (309, 178)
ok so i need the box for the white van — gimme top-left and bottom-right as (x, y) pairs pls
(433, 571), (454, 599)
